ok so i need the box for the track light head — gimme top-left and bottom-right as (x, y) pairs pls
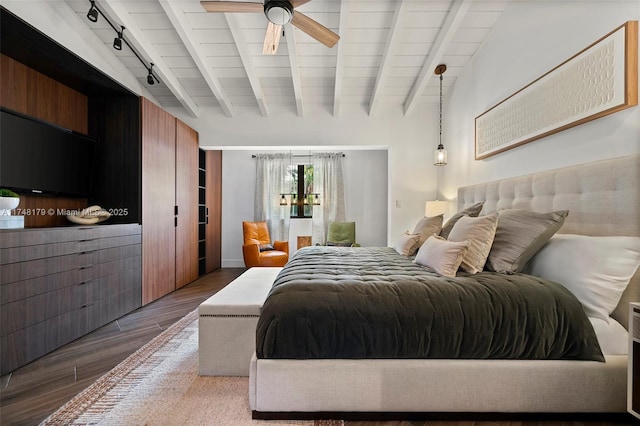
(113, 26), (124, 50)
(87, 1), (99, 22)
(147, 63), (155, 85)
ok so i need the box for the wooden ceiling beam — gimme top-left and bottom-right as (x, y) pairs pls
(159, 0), (234, 118)
(332, 0), (350, 117)
(284, 22), (304, 116)
(368, 0), (409, 116)
(403, 0), (472, 116)
(225, 14), (269, 117)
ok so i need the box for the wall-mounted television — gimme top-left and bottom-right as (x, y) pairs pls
(0, 108), (98, 197)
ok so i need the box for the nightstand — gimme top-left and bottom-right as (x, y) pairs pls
(629, 302), (640, 419)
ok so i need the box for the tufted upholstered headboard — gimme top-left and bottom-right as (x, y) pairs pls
(457, 154), (640, 328)
(458, 154), (640, 237)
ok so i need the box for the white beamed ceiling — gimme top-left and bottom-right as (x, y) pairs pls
(66, 0), (509, 118)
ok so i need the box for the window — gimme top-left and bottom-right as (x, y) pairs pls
(285, 164), (319, 218)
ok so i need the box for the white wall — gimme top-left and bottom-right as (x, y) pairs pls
(442, 1), (640, 204)
(219, 149), (388, 267)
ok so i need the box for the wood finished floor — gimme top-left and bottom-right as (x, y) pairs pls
(0, 268), (635, 426)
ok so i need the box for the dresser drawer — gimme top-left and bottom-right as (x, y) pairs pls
(0, 224), (141, 249)
(1, 254), (100, 285)
(1, 241), (79, 264)
(1, 268), (94, 305)
(77, 234), (141, 252)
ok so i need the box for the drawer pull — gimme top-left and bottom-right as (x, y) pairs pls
(78, 279), (95, 286)
(79, 239), (95, 242)
(80, 250), (96, 255)
(79, 264), (94, 270)
(81, 302), (97, 309)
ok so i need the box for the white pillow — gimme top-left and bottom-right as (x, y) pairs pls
(394, 233), (420, 256)
(415, 235), (469, 278)
(589, 317), (628, 355)
(525, 234), (640, 322)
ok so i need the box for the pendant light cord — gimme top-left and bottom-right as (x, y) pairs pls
(439, 73), (443, 147)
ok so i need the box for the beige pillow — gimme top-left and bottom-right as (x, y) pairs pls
(439, 202), (484, 239)
(447, 213), (498, 274)
(486, 209), (569, 274)
(412, 214), (444, 246)
(415, 235), (469, 278)
(394, 232), (421, 256)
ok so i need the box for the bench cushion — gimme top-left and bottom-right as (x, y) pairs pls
(199, 267), (281, 316)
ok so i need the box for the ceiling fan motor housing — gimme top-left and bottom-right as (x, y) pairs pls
(264, 0), (294, 25)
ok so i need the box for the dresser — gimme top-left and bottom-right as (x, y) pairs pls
(0, 224), (142, 374)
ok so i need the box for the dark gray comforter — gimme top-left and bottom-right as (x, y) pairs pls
(256, 246), (604, 361)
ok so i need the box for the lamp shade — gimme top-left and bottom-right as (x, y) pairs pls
(425, 200), (448, 217)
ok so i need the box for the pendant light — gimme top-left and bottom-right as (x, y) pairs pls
(434, 64), (447, 166)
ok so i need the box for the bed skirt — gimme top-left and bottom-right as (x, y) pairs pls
(249, 354), (626, 415)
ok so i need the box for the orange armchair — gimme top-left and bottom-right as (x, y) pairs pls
(242, 221), (289, 267)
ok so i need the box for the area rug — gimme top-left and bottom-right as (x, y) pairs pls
(40, 309), (342, 426)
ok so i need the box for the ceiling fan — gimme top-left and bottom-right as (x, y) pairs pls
(200, 0), (340, 55)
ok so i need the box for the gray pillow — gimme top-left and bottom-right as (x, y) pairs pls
(412, 214), (444, 246)
(439, 202), (484, 239)
(485, 209), (569, 274)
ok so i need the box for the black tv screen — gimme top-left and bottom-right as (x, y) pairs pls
(0, 108), (98, 197)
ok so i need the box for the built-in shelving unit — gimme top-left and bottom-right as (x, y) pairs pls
(198, 148), (207, 276)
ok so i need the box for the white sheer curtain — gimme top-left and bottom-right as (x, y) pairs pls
(254, 154), (290, 242)
(311, 153), (346, 245)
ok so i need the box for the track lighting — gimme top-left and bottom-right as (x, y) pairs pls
(147, 63), (156, 85)
(85, 1), (159, 86)
(87, 1), (99, 22)
(113, 26), (124, 51)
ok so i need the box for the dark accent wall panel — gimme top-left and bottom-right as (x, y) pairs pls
(89, 96), (141, 224)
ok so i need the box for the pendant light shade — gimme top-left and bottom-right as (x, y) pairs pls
(434, 64), (447, 166)
(435, 143), (447, 166)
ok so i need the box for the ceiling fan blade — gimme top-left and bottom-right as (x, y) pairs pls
(291, 0), (312, 8)
(262, 22), (282, 55)
(200, 1), (263, 13)
(291, 10), (339, 48)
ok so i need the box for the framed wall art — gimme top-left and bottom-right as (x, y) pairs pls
(475, 21), (638, 160)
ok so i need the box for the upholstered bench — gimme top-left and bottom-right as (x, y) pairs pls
(198, 267), (281, 376)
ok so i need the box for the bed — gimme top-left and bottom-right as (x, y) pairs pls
(249, 154), (640, 419)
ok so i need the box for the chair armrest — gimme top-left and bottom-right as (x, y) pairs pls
(273, 240), (289, 254)
(242, 243), (261, 267)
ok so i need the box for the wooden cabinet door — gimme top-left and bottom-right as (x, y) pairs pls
(205, 150), (222, 272)
(141, 98), (176, 305)
(175, 119), (199, 288)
